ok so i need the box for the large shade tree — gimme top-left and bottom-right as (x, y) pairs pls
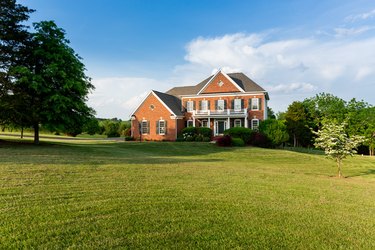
(0, 0), (34, 128)
(1, 0), (95, 144)
(12, 21), (95, 143)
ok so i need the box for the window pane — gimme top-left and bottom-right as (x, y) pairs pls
(217, 100), (224, 111)
(142, 121), (148, 134)
(187, 101), (193, 112)
(252, 98), (259, 110)
(159, 120), (165, 134)
(234, 119), (241, 127)
(201, 100), (208, 111)
(252, 119), (259, 130)
(234, 99), (241, 111)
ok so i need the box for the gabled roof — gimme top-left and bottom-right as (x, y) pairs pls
(152, 90), (184, 116)
(130, 90), (184, 117)
(197, 70), (245, 94)
(166, 72), (267, 97)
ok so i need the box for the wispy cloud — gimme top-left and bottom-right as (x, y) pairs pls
(334, 26), (374, 37)
(346, 8), (375, 22)
(267, 82), (317, 94)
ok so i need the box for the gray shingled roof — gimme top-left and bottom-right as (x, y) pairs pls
(152, 90), (184, 116)
(165, 72), (266, 96)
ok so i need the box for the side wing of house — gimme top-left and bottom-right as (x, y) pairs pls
(130, 91), (182, 141)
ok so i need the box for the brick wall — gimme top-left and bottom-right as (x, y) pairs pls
(201, 72), (241, 94)
(132, 93), (178, 141)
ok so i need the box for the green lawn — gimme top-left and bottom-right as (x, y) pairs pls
(1, 138), (375, 249)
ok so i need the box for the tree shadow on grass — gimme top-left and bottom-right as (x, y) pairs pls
(347, 169), (375, 178)
(0, 139), (231, 165)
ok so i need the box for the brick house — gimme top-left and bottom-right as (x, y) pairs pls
(130, 69), (269, 141)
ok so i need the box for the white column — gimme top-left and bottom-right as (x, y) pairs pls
(208, 117), (211, 129)
(245, 116), (248, 128)
(227, 117), (230, 129)
(193, 117), (196, 127)
(213, 119), (216, 135)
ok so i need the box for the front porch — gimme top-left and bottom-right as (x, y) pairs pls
(191, 117), (248, 136)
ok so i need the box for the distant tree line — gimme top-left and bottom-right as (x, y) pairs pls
(266, 93), (375, 155)
(0, 118), (131, 138)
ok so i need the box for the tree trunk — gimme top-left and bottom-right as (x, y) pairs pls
(337, 158), (342, 178)
(33, 123), (39, 144)
(21, 127), (24, 139)
(293, 134), (296, 147)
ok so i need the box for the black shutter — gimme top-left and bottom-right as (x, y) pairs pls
(199, 100), (202, 110)
(193, 101), (196, 110)
(215, 100), (218, 110)
(224, 100), (227, 109)
(259, 98), (262, 110)
(249, 99), (252, 110)
(156, 121), (159, 134)
(231, 99), (234, 110)
(207, 100), (210, 109)
(241, 99), (244, 109)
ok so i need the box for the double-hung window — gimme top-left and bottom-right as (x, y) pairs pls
(234, 119), (242, 127)
(157, 120), (166, 135)
(141, 120), (149, 134)
(187, 120), (194, 127)
(217, 100), (225, 111)
(234, 99), (242, 111)
(251, 98), (259, 110)
(251, 119), (259, 131)
(187, 101), (194, 112)
(201, 100), (208, 111)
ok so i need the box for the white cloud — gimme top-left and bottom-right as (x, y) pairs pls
(334, 26), (374, 37)
(88, 77), (167, 119)
(91, 31), (375, 118)
(267, 82), (317, 94)
(176, 32), (375, 112)
(346, 9), (375, 22)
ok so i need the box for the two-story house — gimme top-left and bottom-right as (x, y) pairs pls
(130, 69), (269, 141)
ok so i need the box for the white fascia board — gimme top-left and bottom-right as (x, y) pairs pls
(129, 91), (153, 118)
(196, 69), (221, 95)
(221, 71), (245, 93)
(151, 91), (177, 117)
(180, 91), (268, 99)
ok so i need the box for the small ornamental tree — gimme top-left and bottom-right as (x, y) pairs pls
(314, 122), (365, 178)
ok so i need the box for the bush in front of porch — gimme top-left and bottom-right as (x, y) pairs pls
(223, 127), (253, 144)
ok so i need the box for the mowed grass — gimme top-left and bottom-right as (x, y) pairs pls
(1, 138), (375, 249)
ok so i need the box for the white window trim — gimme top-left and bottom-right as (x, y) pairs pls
(187, 101), (194, 112)
(251, 119), (259, 130)
(141, 120), (148, 134)
(201, 100), (208, 111)
(202, 120), (208, 127)
(187, 120), (194, 127)
(234, 99), (242, 111)
(158, 120), (166, 135)
(234, 119), (242, 127)
(251, 98), (259, 110)
(217, 99), (224, 111)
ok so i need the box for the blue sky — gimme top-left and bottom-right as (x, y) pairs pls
(21, 0), (375, 119)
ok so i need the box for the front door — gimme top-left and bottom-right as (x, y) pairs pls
(215, 120), (227, 135)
